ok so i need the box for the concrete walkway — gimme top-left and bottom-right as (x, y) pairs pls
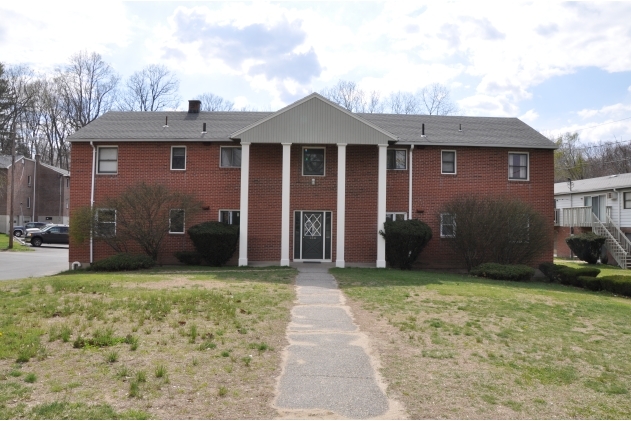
(274, 264), (405, 419)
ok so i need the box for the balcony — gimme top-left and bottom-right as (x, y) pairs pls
(555, 206), (612, 227)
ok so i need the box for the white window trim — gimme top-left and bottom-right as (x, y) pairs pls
(219, 209), (240, 225)
(96, 146), (118, 175)
(624, 192), (631, 209)
(219, 146), (242, 168)
(386, 212), (407, 221)
(96, 208), (116, 236)
(169, 209), (185, 234)
(508, 151), (529, 181)
(441, 150), (457, 175)
(302, 146), (326, 177)
(387, 149), (407, 170)
(170, 146), (187, 171)
(440, 213), (456, 238)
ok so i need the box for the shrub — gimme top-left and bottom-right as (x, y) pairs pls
(470, 263), (535, 281)
(599, 275), (631, 297)
(565, 233), (606, 264)
(579, 276), (602, 291)
(539, 262), (566, 283)
(439, 195), (551, 271)
(558, 267), (601, 287)
(174, 251), (203, 266)
(379, 219), (432, 270)
(88, 254), (156, 272)
(188, 222), (239, 266)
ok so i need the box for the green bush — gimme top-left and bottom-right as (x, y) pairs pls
(379, 219), (432, 270)
(565, 233), (606, 264)
(558, 267), (601, 287)
(88, 254), (156, 272)
(174, 251), (203, 266)
(579, 276), (602, 291)
(188, 222), (239, 267)
(470, 263), (535, 281)
(599, 275), (631, 297)
(538, 262), (566, 283)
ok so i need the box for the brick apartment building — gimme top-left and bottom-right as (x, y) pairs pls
(68, 93), (556, 268)
(0, 154), (70, 235)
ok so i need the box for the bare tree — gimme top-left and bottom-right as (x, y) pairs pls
(387, 91), (420, 114)
(420, 83), (457, 115)
(321, 80), (367, 112)
(120, 64), (180, 111)
(553, 132), (588, 181)
(58, 50), (119, 130)
(197, 92), (235, 111)
(365, 91), (384, 113)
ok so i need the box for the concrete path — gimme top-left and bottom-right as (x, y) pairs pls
(274, 264), (405, 419)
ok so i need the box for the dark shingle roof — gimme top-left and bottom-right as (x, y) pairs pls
(68, 109), (556, 150)
(68, 111), (273, 142)
(359, 114), (555, 149)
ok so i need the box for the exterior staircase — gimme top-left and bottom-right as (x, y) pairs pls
(591, 213), (631, 269)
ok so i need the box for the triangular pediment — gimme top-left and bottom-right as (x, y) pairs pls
(230, 93), (397, 145)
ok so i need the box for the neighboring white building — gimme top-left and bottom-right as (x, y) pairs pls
(554, 173), (631, 268)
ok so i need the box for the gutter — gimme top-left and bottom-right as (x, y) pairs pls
(90, 141), (96, 264)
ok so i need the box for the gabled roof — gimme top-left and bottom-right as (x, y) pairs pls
(67, 93), (556, 150)
(39, 161), (70, 177)
(555, 173), (631, 195)
(0, 155), (26, 169)
(230, 93), (398, 143)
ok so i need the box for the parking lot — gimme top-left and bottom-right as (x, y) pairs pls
(0, 240), (69, 281)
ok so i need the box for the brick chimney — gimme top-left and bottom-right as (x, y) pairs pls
(188, 100), (201, 113)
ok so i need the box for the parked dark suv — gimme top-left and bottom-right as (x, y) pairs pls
(12, 222), (48, 237)
(25, 224), (69, 247)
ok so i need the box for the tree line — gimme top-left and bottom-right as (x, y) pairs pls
(0, 50), (459, 171)
(553, 132), (631, 182)
(0, 51), (236, 170)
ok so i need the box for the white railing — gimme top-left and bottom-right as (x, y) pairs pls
(592, 213), (629, 269)
(554, 209), (560, 226)
(604, 213), (631, 255)
(561, 206), (593, 227)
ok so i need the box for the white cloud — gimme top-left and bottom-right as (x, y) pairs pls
(577, 103), (631, 119)
(520, 109), (539, 123)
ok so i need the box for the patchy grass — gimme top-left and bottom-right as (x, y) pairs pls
(0, 234), (32, 252)
(331, 267), (631, 419)
(555, 257), (629, 277)
(0, 267), (295, 419)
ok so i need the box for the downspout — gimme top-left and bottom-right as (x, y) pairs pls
(408, 145), (414, 219)
(90, 142), (96, 264)
(59, 175), (62, 223)
(32, 157), (37, 221)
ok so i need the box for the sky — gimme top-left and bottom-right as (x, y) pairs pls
(2, 1), (631, 144)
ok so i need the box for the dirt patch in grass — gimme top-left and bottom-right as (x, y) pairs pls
(0, 270), (296, 419)
(334, 268), (631, 419)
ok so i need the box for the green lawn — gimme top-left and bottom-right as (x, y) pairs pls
(555, 257), (629, 277)
(0, 267), (296, 419)
(331, 267), (631, 419)
(0, 234), (32, 252)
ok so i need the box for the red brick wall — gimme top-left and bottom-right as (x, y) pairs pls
(70, 142), (554, 269)
(69, 142), (241, 264)
(398, 146), (554, 268)
(554, 226), (592, 258)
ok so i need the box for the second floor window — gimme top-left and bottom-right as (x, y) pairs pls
(220, 147), (241, 168)
(28, 175), (32, 186)
(98, 147), (118, 174)
(303, 148), (325, 176)
(508, 153), (528, 180)
(387, 150), (406, 170)
(171, 146), (186, 170)
(442, 151), (456, 174)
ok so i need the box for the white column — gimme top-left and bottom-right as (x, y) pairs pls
(238, 142), (251, 266)
(280, 143), (291, 266)
(336, 143), (347, 268)
(376, 144), (387, 268)
(408, 145), (414, 219)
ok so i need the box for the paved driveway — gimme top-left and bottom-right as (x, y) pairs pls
(0, 243), (69, 281)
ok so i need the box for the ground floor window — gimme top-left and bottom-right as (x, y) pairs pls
(219, 210), (240, 225)
(169, 209), (185, 233)
(96, 209), (116, 236)
(440, 213), (455, 238)
(386, 212), (407, 221)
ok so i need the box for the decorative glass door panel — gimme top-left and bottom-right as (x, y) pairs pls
(302, 212), (324, 259)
